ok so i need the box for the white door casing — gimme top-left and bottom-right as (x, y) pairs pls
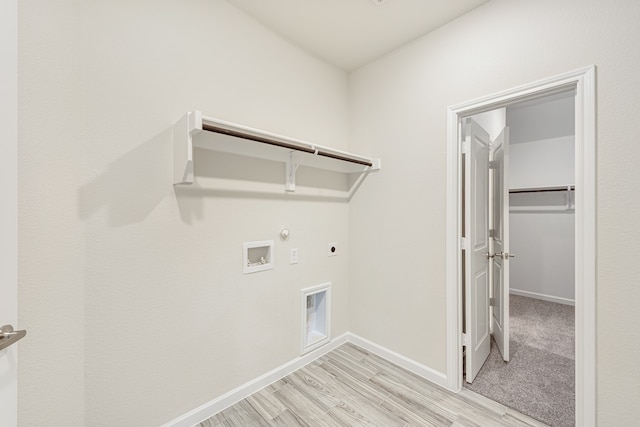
(464, 118), (491, 383)
(490, 128), (510, 362)
(0, 0), (19, 425)
(446, 66), (596, 426)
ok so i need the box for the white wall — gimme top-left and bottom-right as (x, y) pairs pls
(508, 94), (575, 303)
(18, 1), (86, 425)
(508, 91), (575, 188)
(19, 0), (350, 425)
(509, 209), (575, 302)
(509, 136), (575, 189)
(349, 0), (640, 424)
(0, 1), (18, 425)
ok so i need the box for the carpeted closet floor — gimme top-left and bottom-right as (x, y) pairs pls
(464, 295), (575, 427)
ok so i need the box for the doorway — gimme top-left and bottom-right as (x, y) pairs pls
(444, 66), (596, 427)
(462, 91), (576, 426)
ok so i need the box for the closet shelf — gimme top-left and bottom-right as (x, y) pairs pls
(509, 184), (575, 212)
(172, 111), (381, 190)
(509, 206), (575, 213)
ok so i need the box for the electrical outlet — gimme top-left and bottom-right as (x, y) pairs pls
(290, 248), (299, 264)
(328, 243), (338, 257)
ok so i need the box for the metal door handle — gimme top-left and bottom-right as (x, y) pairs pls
(495, 252), (516, 259)
(0, 325), (27, 351)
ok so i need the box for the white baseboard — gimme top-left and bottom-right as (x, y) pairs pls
(510, 288), (575, 306)
(163, 333), (349, 427)
(163, 332), (450, 426)
(346, 333), (448, 389)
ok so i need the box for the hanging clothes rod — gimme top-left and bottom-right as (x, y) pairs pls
(201, 123), (373, 167)
(509, 185), (575, 194)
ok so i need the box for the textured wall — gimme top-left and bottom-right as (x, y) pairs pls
(348, 0), (640, 424)
(19, 0), (350, 425)
(0, 0), (18, 425)
(509, 136), (576, 301)
(18, 0), (87, 425)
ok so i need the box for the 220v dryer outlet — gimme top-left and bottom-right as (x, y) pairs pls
(327, 243), (338, 257)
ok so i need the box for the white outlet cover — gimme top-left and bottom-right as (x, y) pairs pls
(290, 248), (299, 264)
(328, 242), (338, 257)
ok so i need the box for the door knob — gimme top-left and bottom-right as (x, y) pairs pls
(496, 252), (516, 259)
(0, 325), (27, 351)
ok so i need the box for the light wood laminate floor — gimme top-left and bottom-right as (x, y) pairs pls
(199, 343), (548, 426)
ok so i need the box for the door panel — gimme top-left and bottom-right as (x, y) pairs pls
(464, 118), (491, 383)
(491, 128), (510, 362)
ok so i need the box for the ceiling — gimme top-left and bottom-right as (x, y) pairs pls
(226, 0), (490, 71)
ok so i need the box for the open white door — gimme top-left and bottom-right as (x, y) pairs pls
(464, 118), (491, 383)
(1, 1), (19, 425)
(490, 128), (510, 362)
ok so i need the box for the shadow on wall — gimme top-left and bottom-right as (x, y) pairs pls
(78, 125), (356, 226)
(78, 127), (174, 227)
(173, 148), (355, 223)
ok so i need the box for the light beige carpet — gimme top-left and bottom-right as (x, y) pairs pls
(464, 295), (575, 427)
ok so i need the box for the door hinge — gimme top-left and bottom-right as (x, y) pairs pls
(461, 139), (470, 154)
(490, 297), (496, 307)
(462, 333), (468, 346)
(489, 160), (498, 169)
(460, 237), (468, 250)
(489, 229), (496, 239)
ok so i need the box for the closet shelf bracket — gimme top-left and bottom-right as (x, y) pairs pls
(172, 111), (381, 190)
(285, 151), (301, 192)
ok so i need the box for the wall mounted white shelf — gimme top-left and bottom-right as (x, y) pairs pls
(173, 111), (381, 191)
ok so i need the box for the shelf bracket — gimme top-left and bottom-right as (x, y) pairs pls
(566, 185), (573, 210)
(172, 111), (203, 185)
(285, 151), (301, 192)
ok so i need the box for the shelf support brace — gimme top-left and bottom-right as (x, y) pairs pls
(285, 151), (300, 192)
(172, 111), (202, 185)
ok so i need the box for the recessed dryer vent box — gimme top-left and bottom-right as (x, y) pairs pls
(243, 240), (274, 274)
(301, 283), (331, 354)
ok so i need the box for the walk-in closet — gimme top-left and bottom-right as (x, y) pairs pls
(509, 91), (576, 306)
(464, 90), (576, 427)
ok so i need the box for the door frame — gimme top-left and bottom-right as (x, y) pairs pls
(0, 0), (19, 425)
(445, 66), (596, 426)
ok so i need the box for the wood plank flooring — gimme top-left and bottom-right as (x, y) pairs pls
(198, 343), (548, 426)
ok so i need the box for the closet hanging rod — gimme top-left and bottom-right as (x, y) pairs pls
(510, 185), (575, 194)
(201, 122), (373, 168)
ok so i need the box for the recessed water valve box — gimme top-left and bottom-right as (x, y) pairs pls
(243, 240), (274, 274)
